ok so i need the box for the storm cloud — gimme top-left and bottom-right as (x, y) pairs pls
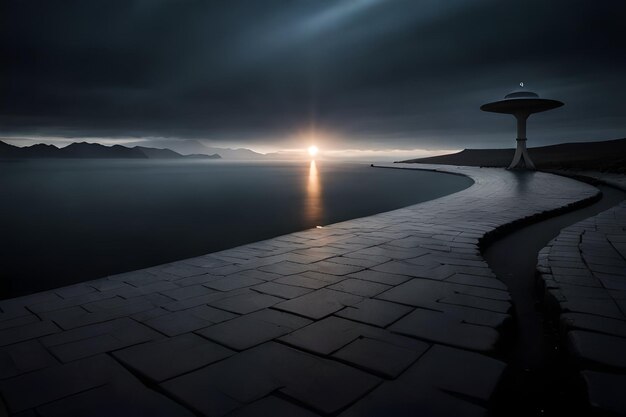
(1, 0), (625, 150)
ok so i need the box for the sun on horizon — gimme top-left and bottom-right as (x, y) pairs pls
(308, 145), (319, 157)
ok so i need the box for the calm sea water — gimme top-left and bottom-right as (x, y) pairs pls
(0, 159), (472, 298)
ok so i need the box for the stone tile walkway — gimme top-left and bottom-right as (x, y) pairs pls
(553, 170), (626, 192)
(0, 165), (598, 416)
(538, 173), (626, 415)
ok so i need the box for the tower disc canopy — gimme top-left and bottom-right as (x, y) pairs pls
(480, 84), (563, 169)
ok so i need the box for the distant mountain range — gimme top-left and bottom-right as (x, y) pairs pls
(121, 139), (266, 159)
(0, 140), (221, 160)
(401, 138), (626, 174)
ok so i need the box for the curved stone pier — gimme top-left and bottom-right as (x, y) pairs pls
(0, 165), (598, 416)
(538, 174), (626, 415)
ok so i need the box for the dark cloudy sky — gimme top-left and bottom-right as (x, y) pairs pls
(1, 0), (625, 153)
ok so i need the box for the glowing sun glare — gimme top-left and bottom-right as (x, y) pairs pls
(308, 145), (319, 157)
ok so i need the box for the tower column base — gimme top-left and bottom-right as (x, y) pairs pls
(508, 138), (535, 170)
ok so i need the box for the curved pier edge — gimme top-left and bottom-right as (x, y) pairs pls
(537, 171), (626, 415)
(0, 164), (600, 417)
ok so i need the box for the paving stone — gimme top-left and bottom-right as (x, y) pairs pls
(0, 357), (105, 412)
(370, 331), (433, 353)
(39, 305), (87, 324)
(440, 293), (511, 313)
(28, 291), (116, 314)
(390, 308), (499, 352)
(328, 278), (391, 297)
(598, 275), (626, 291)
(342, 252), (391, 265)
(160, 264), (210, 278)
(251, 281), (313, 299)
(174, 273), (222, 287)
(115, 280), (179, 298)
(417, 264), (463, 282)
(259, 261), (311, 275)
(89, 278), (128, 292)
(0, 294), (61, 315)
(204, 276), (264, 291)
(548, 283), (609, 300)
(45, 297), (155, 329)
(36, 381), (194, 417)
(198, 309), (311, 350)
(41, 317), (161, 362)
(346, 269), (411, 286)
(582, 370), (626, 415)
(233, 269), (283, 282)
(108, 270), (160, 283)
(0, 314), (39, 331)
(306, 260), (364, 276)
(325, 255), (386, 268)
(162, 289), (249, 312)
(0, 354), (186, 415)
(408, 343), (506, 400)
(0, 320), (60, 347)
(160, 284), (215, 301)
(274, 289), (363, 320)
(189, 304), (239, 322)
(333, 337), (426, 378)
(0, 306), (32, 324)
(378, 278), (511, 314)
(163, 382), (241, 417)
(433, 255), (487, 268)
(552, 273), (601, 287)
(561, 298), (625, 319)
(371, 261), (439, 278)
(161, 342), (380, 415)
(446, 273), (508, 290)
(208, 291), (283, 314)
(144, 307), (236, 336)
(561, 313), (626, 338)
(340, 344), (505, 417)
(300, 270), (347, 284)
(142, 291), (180, 307)
(130, 307), (171, 322)
(113, 333), (234, 382)
(567, 330), (626, 369)
(273, 274), (329, 289)
(54, 284), (96, 299)
(356, 245), (418, 260)
(335, 298), (412, 327)
(0, 340), (58, 379)
(280, 316), (383, 355)
(81, 295), (138, 312)
(227, 395), (320, 417)
(447, 264), (496, 278)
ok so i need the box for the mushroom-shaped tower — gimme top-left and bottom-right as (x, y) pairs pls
(481, 84), (563, 170)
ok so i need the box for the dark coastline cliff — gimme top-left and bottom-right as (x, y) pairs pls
(401, 138), (626, 174)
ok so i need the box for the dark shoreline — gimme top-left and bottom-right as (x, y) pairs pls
(400, 138), (626, 174)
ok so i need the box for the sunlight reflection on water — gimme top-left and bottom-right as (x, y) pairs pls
(306, 160), (323, 225)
